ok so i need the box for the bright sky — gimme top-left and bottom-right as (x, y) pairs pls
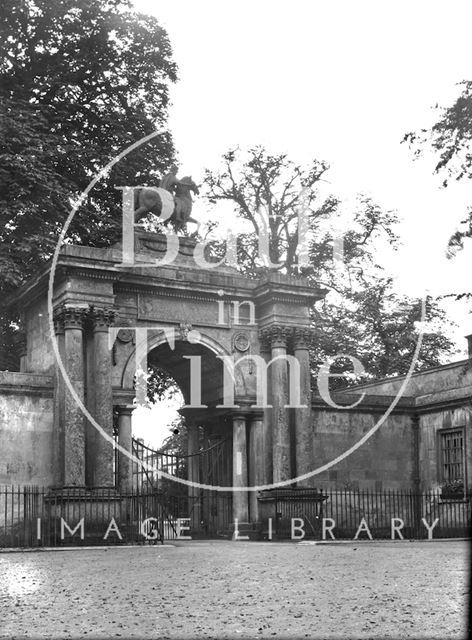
(131, 0), (472, 445)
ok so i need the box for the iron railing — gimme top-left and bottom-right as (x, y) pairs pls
(0, 486), (168, 548)
(0, 485), (233, 547)
(1, 486), (469, 548)
(261, 487), (471, 540)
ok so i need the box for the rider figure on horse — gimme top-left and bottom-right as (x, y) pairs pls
(133, 165), (199, 232)
(161, 165), (199, 230)
(160, 165), (185, 225)
(160, 164), (181, 193)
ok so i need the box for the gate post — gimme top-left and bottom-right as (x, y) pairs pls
(188, 422), (202, 533)
(232, 411), (249, 523)
(116, 405), (134, 491)
(248, 411), (264, 522)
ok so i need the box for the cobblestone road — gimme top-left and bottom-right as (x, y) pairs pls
(0, 540), (469, 639)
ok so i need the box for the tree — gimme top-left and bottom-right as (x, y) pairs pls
(312, 277), (455, 387)
(403, 80), (472, 261)
(203, 147), (455, 384)
(204, 147), (336, 272)
(0, 0), (177, 292)
(204, 147), (399, 278)
(0, 0), (177, 366)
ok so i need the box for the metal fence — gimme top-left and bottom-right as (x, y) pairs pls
(263, 488), (471, 540)
(1, 486), (470, 548)
(0, 486), (177, 548)
(0, 485), (233, 548)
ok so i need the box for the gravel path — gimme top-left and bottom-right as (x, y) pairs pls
(0, 540), (469, 639)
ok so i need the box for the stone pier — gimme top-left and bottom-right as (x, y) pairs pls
(116, 405), (134, 491)
(232, 412), (249, 524)
(248, 411), (264, 522)
(187, 422), (202, 532)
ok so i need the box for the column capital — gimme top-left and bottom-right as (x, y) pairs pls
(232, 409), (249, 421)
(259, 332), (272, 355)
(53, 310), (65, 335)
(55, 305), (88, 331)
(292, 327), (315, 350)
(115, 404), (135, 417)
(88, 306), (115, 332)
(259, 325), (293, 349)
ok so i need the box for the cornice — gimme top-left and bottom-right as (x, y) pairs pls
(0, 384), (54, 397)
(342, 359), (472, 392)
(7, 245), (330, 314)
(312, 388), (472, 416)
(311, 393), (415, 415)
(0, 371), (54, 397)
(254, 274), (327, 307)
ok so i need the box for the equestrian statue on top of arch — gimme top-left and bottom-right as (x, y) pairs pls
(133, 164), (200, 233)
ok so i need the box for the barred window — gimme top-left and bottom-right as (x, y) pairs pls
(440, 429), (465, 483)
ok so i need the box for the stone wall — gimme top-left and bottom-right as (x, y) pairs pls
(0, 372), (54, 485)
(311, 405), (414, 490)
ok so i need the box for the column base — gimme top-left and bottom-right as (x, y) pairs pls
(226, 521), (263, 541)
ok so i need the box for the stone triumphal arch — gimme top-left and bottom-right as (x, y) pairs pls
(7, 229), (325, 532)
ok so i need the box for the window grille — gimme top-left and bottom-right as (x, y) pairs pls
(440, 429), (464, 483)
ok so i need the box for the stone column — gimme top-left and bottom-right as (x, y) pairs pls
(293, 327), (314, 486)
(232, 412), (249, 523)
(248, 411), (264, 522)
(62, 306), (87, 486)
(89, 307), (115, 487)
(266, 325), (292, 484)
(53, 311), (66, 486)
(116, 405), (134, 491)
(259, 334), (273, 486)
(187, 422), (202, 532)
(84, 329), (96, 486)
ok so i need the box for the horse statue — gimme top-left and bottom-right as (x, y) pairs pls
(133, 175), (200, 233)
